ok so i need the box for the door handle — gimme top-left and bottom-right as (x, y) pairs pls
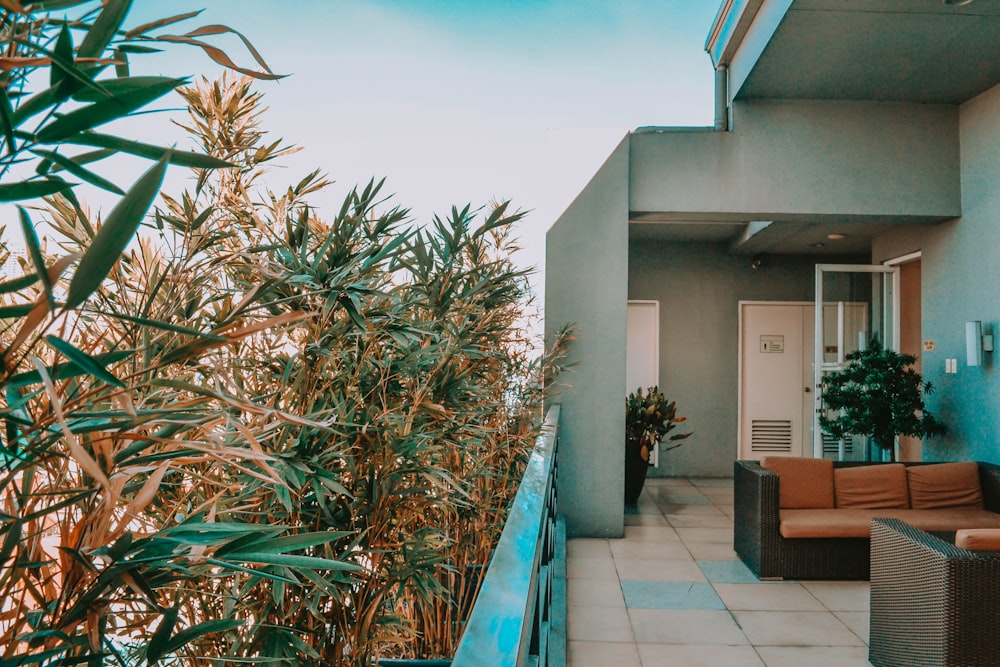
(804, 386), (812, 393)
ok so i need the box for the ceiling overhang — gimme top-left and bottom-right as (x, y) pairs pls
(707, 0), (1000, 105)
(628, 212), (953, 256)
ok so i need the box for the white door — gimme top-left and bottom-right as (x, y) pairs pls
(626, 301), (659, 394)
(739, 303), (811, 460)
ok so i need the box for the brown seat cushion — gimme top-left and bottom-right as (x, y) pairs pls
(779, 509), (1000, 539)
(956, 529), (1000, 551)
(907, 462), (983, 510)
(760, 456), (834, 509)
(834, 464), (910, 509)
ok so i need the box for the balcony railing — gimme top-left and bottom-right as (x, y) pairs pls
(450, 404), (565, 667)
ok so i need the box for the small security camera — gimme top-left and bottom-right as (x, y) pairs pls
(751, 258), (763, 270)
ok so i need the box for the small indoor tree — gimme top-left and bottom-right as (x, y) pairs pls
(819, 339), (946, 461)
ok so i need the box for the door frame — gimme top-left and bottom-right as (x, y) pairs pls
(813, 264), (900, 459)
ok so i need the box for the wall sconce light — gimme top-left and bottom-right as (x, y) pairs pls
(966, 321), (994, 367)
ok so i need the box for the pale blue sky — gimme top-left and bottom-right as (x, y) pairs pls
(87, 2), (720, 291)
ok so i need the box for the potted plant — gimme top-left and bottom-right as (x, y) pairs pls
(625, 386), (693, 504)
(819, 339), (946, 462)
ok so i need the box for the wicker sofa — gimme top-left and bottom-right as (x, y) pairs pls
(869, 517), (1000, 667)
(734, 459), (1000, 580)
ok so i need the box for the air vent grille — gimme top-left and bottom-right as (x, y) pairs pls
(822, 433), (854, 455)
(751, 420), (792, 453)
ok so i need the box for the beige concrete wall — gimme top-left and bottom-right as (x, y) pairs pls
(631, 99), (960, 220)
(872, 83), (1000, 463)
(545, 136), (630, 538)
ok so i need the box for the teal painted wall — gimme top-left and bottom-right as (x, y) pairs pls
(630, 100), (960, 220)
(872, 83), (1000, 464)
(545, 136), (629, 538)
(628, 241), (865, 477)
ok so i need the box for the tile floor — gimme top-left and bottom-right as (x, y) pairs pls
(566, 477), (874, 667)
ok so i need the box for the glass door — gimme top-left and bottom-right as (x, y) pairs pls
(812, 264), (899, 461)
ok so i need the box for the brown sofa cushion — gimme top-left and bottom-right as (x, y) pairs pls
(779, 509), (1000, 539)
(834, 464), (910, 509)
(908, 462), (983, 510)
(760, 456), (834, 509)
(956, 529), (1000, 551)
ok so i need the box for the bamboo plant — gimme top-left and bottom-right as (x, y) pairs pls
(2, 58), (571, 667)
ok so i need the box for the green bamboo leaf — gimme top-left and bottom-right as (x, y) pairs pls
(17, 207), (54, 311)
(30, 150), (124, 195)
(0, 272), (39, 295)
(65, 152), (168, 309)
(204, 557), (300, 585)
(45, 336), (124, 388)
(161, 619), (242, 654)
(71, 76), (183, 103)
(58, 185), (96, 237)
(50, 147), (116, 170)
(160, 522), (277, 543)
(11, 88), (63, 127)
(51, 25), (74, 89)
(114, 47), (129, 78)
(218, 531), (353, 557)
(0, 520), (20, 568)
(36, 77), (186, 143)
(0, 179), (72, 202)
(0, 82), (16, 156)
(145, 607), (177, 664)
(7, 35), (113, 102)
(77, 0), (133, 59)
(115, 45), (163, 55)
(62, 131), (233, 169)
(220, 552), (362, 571)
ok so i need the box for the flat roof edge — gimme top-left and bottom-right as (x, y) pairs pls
(633, 126), (716, 134)
(705, 0), (766, 67)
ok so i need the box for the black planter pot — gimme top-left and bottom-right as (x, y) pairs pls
(624, 439), (650, 505)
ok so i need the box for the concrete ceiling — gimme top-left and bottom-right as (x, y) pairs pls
(628, 215), (946, 255)
(736, 0), (1000, 103)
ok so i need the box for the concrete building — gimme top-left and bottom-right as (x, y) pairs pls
(546, 0), (1000, 537)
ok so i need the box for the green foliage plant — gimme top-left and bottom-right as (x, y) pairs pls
(819, 339), (946, 461)
(0, 4), (570, 659)
(625, 386), (692, 464)
(148, 75), (573, 664)
(0, 4), (372, 665)
(6, 69), (571, 665)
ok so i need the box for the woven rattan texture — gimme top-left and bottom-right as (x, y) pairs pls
(870, 517), (1000, 667)
(733, 461), (1000, 582)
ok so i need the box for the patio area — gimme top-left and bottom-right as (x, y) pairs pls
(566, 477), (874, 667)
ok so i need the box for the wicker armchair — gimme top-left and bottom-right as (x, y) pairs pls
(733, 460), (1000, 581)
(870, 518), (1000, 667)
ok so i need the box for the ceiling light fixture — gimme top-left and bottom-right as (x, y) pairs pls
(826, 233), (848, 241)
(942, 0), (975, 6)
